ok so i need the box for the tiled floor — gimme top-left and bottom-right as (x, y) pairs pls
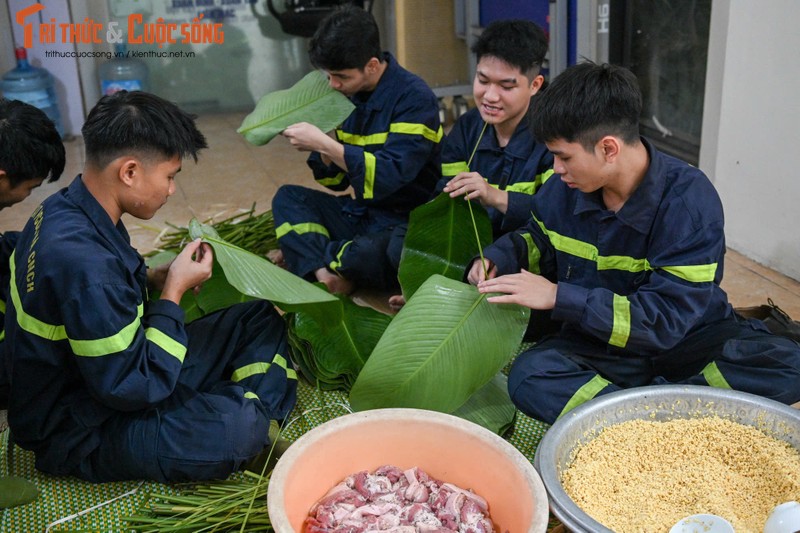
(2, 111), (799, 318)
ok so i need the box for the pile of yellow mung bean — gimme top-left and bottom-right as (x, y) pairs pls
(561, 417), (800, 532)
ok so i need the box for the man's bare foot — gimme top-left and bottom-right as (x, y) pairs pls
(388, 294), (406, 312)
(315, 267), (354, 295)
(267, 249), (287, 269)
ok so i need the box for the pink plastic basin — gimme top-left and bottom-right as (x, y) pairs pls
(268, 408), (549, 532)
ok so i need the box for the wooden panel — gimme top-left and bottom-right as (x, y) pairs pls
(394, 0), (469, 89)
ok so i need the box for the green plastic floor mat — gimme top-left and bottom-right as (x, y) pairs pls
(0, 377), (550, 532)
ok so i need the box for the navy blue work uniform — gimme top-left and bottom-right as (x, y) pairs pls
(272, 52), (442, 291)
(6, 177), (297, 483)
(437, 106), (554, 236)
(386, 105), (555, 275)
(0, 231), (19, 408)
(483, 138), (800, 424)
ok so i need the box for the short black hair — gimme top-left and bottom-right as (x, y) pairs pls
(82, 91), (207, 170)
(531, 61), (641, 150)
(308, 4), (381, 71)
(472, 19), (548, 79)
(0, 98), (65, 186)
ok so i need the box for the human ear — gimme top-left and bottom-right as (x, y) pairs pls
(599, 136), (621, 162)
(529, 74), (545, 96)
(365, 57), (380, 75)
(118, 159), (139, 186)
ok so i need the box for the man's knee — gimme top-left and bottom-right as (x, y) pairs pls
(273, 184), (311, 216)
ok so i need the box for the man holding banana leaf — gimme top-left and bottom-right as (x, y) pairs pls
(5, 91), (297, 483)
(272, 4), (442, 294)
(469, 62), (800, 424)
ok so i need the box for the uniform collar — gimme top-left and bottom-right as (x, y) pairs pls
(478, 106), (535, 159)
(66, 175), (142, 272)
(353, 52), (398, 111)
(573, 137), (664, 234)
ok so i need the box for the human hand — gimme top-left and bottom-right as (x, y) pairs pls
(477, 269), (557, 310)
(160, 239), (213, 304)
(282, 122), (333, 153)
(443, 172), (508, 212)
(467, 258), (496, 285)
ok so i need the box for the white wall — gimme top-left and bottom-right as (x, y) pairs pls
(700, 0), (800, 281)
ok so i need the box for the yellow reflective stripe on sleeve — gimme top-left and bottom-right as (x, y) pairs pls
(662, 263), (718, 283)
(609, 294), (631, 348)
(701, 361), (732, 389)
(316, 172), (346, 187)
(275, 222), (330, 239)
(232, 362), (270, 382)
(145, 327), (186, 363)
(10, 250), (183, 360)
(504, 182), (537, 194)
(538, 168), (555, 186)
(536, 218), (716, 280)
(557, 374), (612, 420)
(232, 354), (298, 382)
(363, 152), (377, 199)
(273, 353), (298, 380)
(244, 391), (259, 400)
(336, 124), (443, 146)
(442, 161), (469, 177)
(69, 304), (144, 357)
(390, 122), (443, 143)
(329, 241), (352, 274)
(337, 131), (387, 146)
(601, 255), (651, 273)
(521, 233), (542, 274)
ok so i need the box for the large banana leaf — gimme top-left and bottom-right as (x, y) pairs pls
(349, 274), (529, 413)
(453, 372), (517, 436)
(398, 193), (493, 301)
(145, 250), (250, 322)
(189, 220), (341, 325)
(237, 70), (355, 145)
(286, 294), (393, 391)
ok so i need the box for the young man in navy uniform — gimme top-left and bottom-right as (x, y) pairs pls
(5, 91), (297, 483)
(0, 97), (65, 409)
(271, 4), (442, 295)
(388, 18), (554, 311)
(470, 62), (800, 424)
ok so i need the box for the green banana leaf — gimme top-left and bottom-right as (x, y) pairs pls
(237, 70), (355, 145)
(398, 193), (493, 301)
(0, 476), (39, 508)
(349, 274), (529, 413)
(189, 220), (341, 325)
(144, 251), (251, 322)
(286, 294), (393, 391)
(453, 372), (517, 436)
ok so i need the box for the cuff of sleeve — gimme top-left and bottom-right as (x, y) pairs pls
(551, 282), (588, 323)
(483, 248), (509, 276)
(147, 298), (186, 323)
(343, 145), (364, 188)
(501, 192), (532, 232)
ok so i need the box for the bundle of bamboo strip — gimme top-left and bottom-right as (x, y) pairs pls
(150, 204), (277, 258)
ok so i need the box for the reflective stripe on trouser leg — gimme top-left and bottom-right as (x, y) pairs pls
(508, 346), (620, 425)
(271, 185), (359, 278)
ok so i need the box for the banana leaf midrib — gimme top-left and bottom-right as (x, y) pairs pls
(376, 293), (487, 396)
(238, 85), (342, 135)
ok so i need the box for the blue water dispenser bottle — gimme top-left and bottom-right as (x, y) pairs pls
(1, 47), (64, 137)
